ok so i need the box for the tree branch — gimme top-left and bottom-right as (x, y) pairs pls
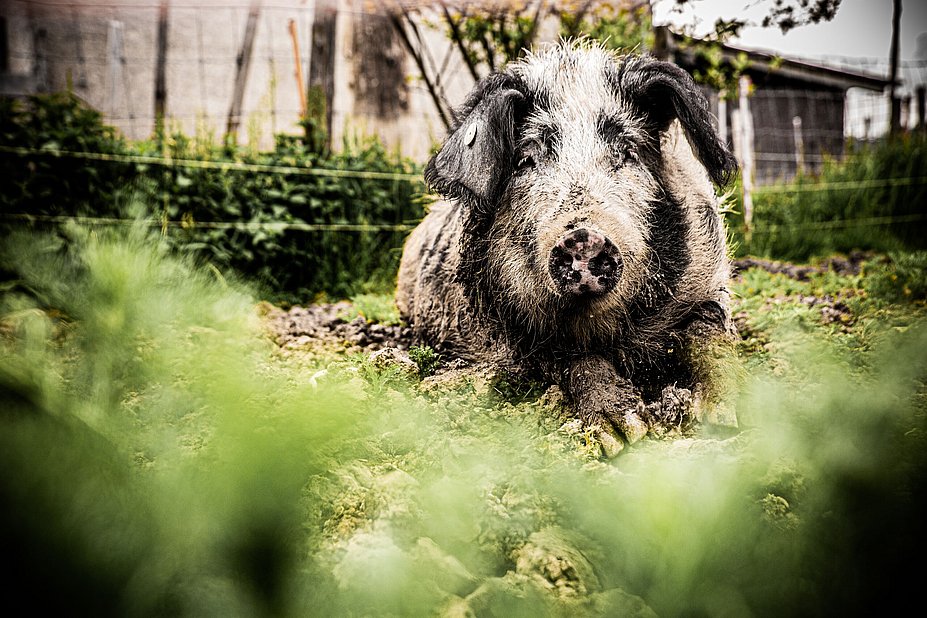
(388, 9), (452, 130)
(441, 2), (481, 82)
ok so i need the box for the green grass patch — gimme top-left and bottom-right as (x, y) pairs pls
(340, 291), (403, 325)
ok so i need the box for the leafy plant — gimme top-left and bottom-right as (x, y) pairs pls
(0, 92), (131, 217)
(408, 344), (441, 378)
(0, 93), (424, 304)
(558, 2), (653, 51)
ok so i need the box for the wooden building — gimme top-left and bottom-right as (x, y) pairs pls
(654, 26), (893, 185)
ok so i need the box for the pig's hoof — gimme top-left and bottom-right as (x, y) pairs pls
(617, 409), (649, 444)
(604, 404), (648, 445)
(640, 386), (695, 435)
(596, 426), (625, 458)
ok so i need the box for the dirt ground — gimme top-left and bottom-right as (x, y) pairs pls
(261, 300), (410, 354)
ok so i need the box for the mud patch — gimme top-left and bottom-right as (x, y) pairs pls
(259, 300), (411, 354)
(732, 250), (870, 280)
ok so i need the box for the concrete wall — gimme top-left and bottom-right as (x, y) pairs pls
(0, 0), (492, 161)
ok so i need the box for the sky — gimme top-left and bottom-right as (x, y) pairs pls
(652, 0), (927, 62)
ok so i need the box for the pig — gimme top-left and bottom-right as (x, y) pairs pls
(396, 41), (738, 455)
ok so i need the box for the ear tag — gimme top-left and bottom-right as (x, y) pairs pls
(464, 123), (478, 147)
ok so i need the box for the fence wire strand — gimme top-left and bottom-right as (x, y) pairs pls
(0, 213), (416, 233)
(4, 144), (924, 193)
(1, 141), (924, 234)
(0, 145), (422, 182)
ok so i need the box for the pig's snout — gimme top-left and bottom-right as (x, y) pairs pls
(549, 228), (622, 296)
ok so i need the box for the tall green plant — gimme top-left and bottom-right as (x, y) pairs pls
(0, 92), (131, 216)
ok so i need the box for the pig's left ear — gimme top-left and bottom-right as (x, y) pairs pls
(424, 74), (525, 214)
(619, 57), (737, 188)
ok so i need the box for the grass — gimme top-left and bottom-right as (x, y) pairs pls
(2, 226), (926, 616)
(340, 291), (404, 325)
(727, 134), (927, 261)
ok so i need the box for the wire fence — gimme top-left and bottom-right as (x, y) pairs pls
(0, 144), (421, 182)
(2, 143), (924, 235)
(3, 0), (926, 250)
(0, 212), (417, 233)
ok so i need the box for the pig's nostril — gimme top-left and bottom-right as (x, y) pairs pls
(589, 252), (619, 277)
(549, 228), (622, 296)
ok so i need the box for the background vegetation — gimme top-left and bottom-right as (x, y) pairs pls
(728, 134), (927, 260)
(3, 92), (926, 305)
(0, 93), (424, 303)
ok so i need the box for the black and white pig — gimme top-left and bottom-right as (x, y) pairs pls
(397, 41), (739, 455)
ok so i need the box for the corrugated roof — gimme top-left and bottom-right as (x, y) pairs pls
(655, 26), (893, 92)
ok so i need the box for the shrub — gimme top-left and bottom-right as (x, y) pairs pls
(0, 92), (131, 217)
(0, 92), (425, 303)
(864, 251), (927, 303)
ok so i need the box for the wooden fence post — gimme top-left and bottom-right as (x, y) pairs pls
(737, 74), (755, 238)
(27, 4), (49, 92)
(309, 0), (338, 151)
(718, 92), (728, 146)
(888, 0), (902, 135)
(792, 115), (804, 177)
(154, 0), (169, 139)
(917, 86), (926, 133)
(106, 20), (125, 115)
(226, 0), (262, 145)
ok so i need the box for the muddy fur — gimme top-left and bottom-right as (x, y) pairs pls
(397, 41), (738, 453)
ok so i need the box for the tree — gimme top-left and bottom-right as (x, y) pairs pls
(388, 0), (844, 128)
(388, 1), (652, 129)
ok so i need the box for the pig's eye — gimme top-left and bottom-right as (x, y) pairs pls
(516, 154), (536, 171)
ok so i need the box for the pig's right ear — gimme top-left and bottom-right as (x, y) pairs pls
(424, 78), (525, 214)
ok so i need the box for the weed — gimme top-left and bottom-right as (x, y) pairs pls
(408, 344), (441, 378)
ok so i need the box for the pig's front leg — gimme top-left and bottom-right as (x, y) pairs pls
(566, 355), (649, 458)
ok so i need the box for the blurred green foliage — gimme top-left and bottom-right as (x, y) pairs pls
(2, 220), (926, 616)
(558, 2), (654, 52)
(863, 251), (927, 303)
(0, 92), (424, 303)
(728, 134), (927, 260)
